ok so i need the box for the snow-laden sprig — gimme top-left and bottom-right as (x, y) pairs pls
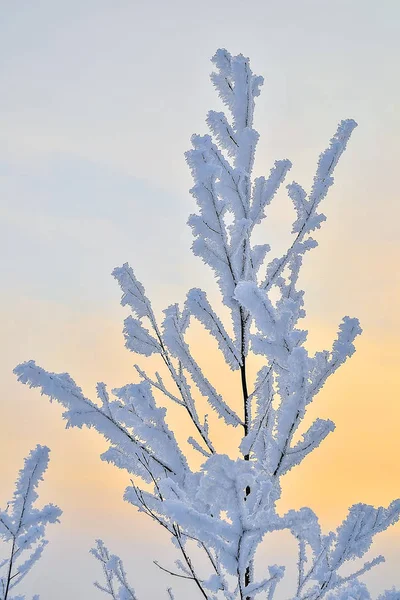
(235, 280), (362, 476)
(114, 262), (215, 455)
(209, 48), (262, 171)
(187, 48), (291, 354)
(261, 118), (357, 294)
(112, 263), (152, 320)
(13, 361), (187, 484)
(185, 288), (241, 370)
(0, 446), (61, 600)
(162, 304), (242, 427)
(91, 540), (138, 600)
(280, 501), (400, 600)
(329, 501), (400, 568)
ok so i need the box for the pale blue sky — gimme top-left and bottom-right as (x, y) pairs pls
(1, 1), (400, 598)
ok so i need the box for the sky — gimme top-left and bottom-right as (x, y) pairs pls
(0, 0), (400, 597)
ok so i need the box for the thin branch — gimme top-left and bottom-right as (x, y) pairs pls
(153, 561), (195, 580)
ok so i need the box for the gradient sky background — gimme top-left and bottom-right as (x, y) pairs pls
(1, 1), (400, 598)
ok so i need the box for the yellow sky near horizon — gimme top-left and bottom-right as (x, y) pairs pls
(2, 287), (399, 532)
(1, 227), (399, 598)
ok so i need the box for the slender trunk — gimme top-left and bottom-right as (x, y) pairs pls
(240, 308), (252, 599)
(242, 359), (251, 599)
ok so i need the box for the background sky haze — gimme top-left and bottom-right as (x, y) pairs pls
(1, 1), (399, 598)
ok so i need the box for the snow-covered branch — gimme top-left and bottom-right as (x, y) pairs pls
(0, 446), (61, 600)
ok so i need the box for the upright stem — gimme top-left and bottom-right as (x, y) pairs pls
(239, 308), (252, 599)
(240, 308), (250, 444)
(241, 356), (250, 473)
(241, 364), (249, 441)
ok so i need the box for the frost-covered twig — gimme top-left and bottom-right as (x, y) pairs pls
(0, 446), (61, 600)
(91, 540), (138, 600)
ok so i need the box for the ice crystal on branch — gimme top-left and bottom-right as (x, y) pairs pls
(14, 48), (399, 599)
(0, 446), (61, 600)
